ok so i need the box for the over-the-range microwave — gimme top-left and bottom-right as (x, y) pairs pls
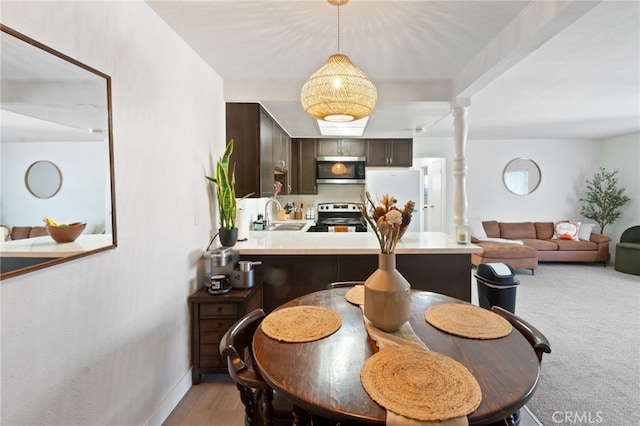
(316, 157), (366, 184)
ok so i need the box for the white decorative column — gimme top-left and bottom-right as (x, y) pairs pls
(452, 105), (469, 231)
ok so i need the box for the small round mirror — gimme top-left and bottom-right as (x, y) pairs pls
(503, 158), (541, 195)
(25, 160), (62, 199)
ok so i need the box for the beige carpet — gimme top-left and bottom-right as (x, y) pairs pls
(472, 263), (640, 426)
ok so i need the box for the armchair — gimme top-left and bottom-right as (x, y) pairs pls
(614, 225), (640, 276)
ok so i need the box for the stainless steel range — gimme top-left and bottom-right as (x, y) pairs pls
(313, 202), (367, 232)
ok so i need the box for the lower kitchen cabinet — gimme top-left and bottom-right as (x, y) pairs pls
(188, 283), (263, 383)
(241, 254), (471, 313)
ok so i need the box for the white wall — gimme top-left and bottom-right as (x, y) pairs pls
(603, 132), (640, 249)
(1, 141), (108, 233)
(466, 139), (603, 223)
(414, 133), (638, 260)
(1, 2), (224, 425)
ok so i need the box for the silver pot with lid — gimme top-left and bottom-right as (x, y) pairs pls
(231, 260), (262, 289)
(238, 260), (262, 272)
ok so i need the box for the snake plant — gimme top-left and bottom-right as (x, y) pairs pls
(206, 139), (253, 230)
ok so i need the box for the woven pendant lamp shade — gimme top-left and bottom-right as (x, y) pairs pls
(301, 53), (377, 122)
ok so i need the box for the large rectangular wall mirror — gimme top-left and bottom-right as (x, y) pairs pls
(0, 24), (117, 280)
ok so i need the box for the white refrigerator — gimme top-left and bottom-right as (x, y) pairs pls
(365, 169), (424, 232)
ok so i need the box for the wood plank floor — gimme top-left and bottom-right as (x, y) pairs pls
(162, 375), (543, 426)
(163, 375), (245, 426)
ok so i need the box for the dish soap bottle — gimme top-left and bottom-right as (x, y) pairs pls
(254, 214), (264, 230)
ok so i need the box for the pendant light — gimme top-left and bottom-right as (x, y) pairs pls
(300, 0), (377, 122)
(330, 161), (348, 175)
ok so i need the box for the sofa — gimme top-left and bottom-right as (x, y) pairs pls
(471, 221), (611, 273)
(1, 225), (48, 241)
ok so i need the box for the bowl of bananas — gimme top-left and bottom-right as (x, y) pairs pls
(43, 217), (87, 243)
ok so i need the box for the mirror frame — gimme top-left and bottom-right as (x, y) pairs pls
(0, 24), (117, 280)
(25, 160), (63, 199)
(502, 157), (541, 195)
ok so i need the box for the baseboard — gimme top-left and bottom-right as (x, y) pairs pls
(144, 368), (193, 426)
(522, 405), (544, 426)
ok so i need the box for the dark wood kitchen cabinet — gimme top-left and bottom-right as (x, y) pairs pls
(273, 123), (290, 173)
(273, 122), (291, 194)
(189, 283), (263, 383)
(291, 138), (318, 194)
(226, 103), (290, 197)
(366, 138), (413, 167)
(317, 138), (366, 157)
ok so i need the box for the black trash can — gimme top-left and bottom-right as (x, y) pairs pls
(474, 263), (519, 313)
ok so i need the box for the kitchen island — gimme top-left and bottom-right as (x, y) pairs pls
(234, 230), (482, 312)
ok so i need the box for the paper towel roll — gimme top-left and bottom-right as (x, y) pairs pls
(237, 209), (250, 241)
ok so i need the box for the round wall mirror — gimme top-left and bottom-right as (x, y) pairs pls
(503, 158), (541, 195)
(25, 160), (62, 199)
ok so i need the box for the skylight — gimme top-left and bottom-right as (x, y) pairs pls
(317, 116), (369, 137)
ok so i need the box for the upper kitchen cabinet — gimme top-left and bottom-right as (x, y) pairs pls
(366, 139), (413, 167)
(226, 103), (290, 197)
(317, 139), (366, 157)
(291, 138), (318, 194)
(272, 119), (291, 194)
(272, 123), (290, 173)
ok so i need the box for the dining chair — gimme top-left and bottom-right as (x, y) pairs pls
(327, 281), (364, 289)
(490, 306), (551, 362)
(484, 307), (551, 426)
(220, 309), (299, 426)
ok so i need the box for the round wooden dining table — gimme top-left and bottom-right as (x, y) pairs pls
(253, 288), (541, 425)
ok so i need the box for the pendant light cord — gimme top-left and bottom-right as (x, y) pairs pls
(337, 2), (341, 53)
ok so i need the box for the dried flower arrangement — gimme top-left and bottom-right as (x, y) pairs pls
(358, 192), (416, 253)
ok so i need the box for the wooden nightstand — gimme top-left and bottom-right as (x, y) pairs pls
(188, 283), (263, 384)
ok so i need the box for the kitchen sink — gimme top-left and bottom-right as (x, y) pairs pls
(265, 223), (307, 231)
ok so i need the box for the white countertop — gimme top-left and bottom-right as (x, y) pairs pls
(235, 229), (482, 255)
(1, 234), (114, 258)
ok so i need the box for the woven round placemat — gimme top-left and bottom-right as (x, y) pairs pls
(344, 285), (365, 305)
(425, 304), (512, 339)
(360, 345), (481, 421)
(261, 305), (342, 342)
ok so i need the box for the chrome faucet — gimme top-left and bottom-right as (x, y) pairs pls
(264, 198), (282, 228)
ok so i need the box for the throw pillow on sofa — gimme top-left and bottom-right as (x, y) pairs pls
(578, 223), (595, 241)
(553, 221), (581, 241)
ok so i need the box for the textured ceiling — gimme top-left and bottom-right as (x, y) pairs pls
(147, 0), (640, 140)
(19, 0), (636, 141)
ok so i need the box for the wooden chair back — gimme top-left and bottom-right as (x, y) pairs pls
(327, 281), (364, 289)
(220, 309), (282, 425)
(491, 306), (551, 362)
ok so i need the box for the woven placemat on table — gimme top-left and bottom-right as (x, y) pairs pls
(360, 345), (482, 421)
(425, 304), (512, 339)
(344, 285), (365, 306)
(261, 305), (342, 342)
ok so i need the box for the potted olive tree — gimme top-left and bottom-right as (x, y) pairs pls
(579, 167), (630, 234)
(206, 139), (253, 247)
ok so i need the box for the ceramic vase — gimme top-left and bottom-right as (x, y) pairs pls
(219, 227), (238, 247)
(364, 253), (411, 332)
